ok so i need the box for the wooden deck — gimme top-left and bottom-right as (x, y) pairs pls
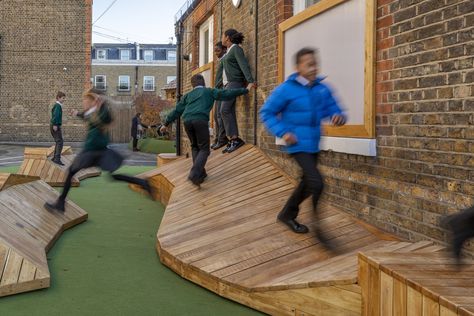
(131, 145), (445, 315)
(0, 177), (87, 297)
(359, 252), (474, 316)
(18, 146), (101, 187)
(0, 173), (39, 191)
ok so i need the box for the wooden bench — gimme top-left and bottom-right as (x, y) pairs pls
(359, 252), (474, 316)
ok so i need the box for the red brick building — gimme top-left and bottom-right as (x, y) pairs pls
(0, 0), (92, 142)
(175, 0), (473, 251)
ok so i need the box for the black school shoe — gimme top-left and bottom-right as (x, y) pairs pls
(277, 212), (309, 234)
(441, 206), (474, 265)
(211, 142), (228, 150)
(51, 159), (65, 166)
(44, 200), (65, 213)
(223, 138), (245, 153)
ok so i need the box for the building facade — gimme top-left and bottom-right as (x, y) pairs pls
(91, 43), (177, 98)
(175, 0), (474, 250)
(0, 0), (92, 142)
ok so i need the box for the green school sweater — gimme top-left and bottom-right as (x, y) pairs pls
(164, 87), (248, 126)
(50, 102), (62, 126)
(78, 105), (113, 152)
(216, 45), (254, 84)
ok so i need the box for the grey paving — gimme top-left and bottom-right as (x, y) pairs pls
(0, 143), (158, 167)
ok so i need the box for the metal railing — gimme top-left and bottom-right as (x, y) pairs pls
(175, 0), (198, 22)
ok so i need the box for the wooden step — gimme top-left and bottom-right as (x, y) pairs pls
(18, 147), (101, 187)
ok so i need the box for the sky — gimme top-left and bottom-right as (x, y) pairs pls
(92, 0), (185, 44)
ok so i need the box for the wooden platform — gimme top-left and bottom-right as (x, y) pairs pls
(131, 145), (444, 315)
(0, 173), (39, 191)
(18, 146), (101, 187)
(359, 252), (474, 316)
(0, 177), (87, 297)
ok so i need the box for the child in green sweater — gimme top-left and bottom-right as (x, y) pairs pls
(50, 91), (66, 165)
(45, 88), (152, 213)
(160, 74), (250, 186)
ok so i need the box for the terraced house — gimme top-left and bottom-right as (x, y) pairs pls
(91, 43), (177, 98)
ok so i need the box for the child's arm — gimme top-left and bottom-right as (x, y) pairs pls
(234, 47), (254, 83)
(211, 87), (248, 101)
(163, 96), (187, 127)
(322, 86), (346, 126)
(51, 105), (61, 126)
(259, 85), (291, 139)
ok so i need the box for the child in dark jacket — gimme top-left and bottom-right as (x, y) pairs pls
(260, 47), (346, 251)
(160, 74), (250, 186)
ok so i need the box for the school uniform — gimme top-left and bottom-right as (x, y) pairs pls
(215, 44), (254, 153)
(50, 101), (64, 164)
(211, 58), (228, 149)
(45, 103), (150, 212)
(131, 116), (140, 151)
(260, 73), (344, 248)
(164, 85), (248, 185)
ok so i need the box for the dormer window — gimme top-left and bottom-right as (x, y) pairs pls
(167, 50), (176, 62)
(144, 50), (154, 62)
(120, 49), (131, 61)
(97, 49), (107, 60)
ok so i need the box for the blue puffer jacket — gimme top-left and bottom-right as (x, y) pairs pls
(260, 73), (344, 154)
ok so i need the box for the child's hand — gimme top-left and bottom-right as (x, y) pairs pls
(282, 132), (297, 145)
(331, 115), (346, 126)
(160, 125), (167, 134)
(52, 125), (58, 132)
(70, 109), (79, 117)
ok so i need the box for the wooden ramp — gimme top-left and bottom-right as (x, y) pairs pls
(132, 145), (444, 315)
(359, 252), (474, 316)
(0, 177), (87, 297)
(18, 146), (101, 187)
(0, 173), (39, 191)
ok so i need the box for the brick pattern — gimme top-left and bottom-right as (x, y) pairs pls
(0, 0), (92, 142)
(179, 0), (474, 250)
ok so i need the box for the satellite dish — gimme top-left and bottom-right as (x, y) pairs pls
(232, 0), (241, 8)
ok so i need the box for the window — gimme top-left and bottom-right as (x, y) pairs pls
(118, 75), (130, 91)
(167, 76), (176, 84)
(198, 16), (213, 67)
(143, 76), (155, 91)
(293, 0), (321, 15)
(96, 49), (107, 60)
(167, 50), (176, 62)
(120, 49), (131, 61)
(144, 50), (154, 62)
(95, 75), (106, 90)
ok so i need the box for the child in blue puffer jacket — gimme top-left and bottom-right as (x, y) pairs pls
(260, 47), (346, 251)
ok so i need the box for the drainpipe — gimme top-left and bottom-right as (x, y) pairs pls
(174, 21), (183, 156)
(253, 0), (259, 146)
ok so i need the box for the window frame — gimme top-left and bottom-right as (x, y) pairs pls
(96, 49), (107, 60)
(144, 49), (154, 62)
(143, 76), (155, 91)
(94, 75), (107, 90)
(118, 75), (131, 91)
(120, 49), (131, 61)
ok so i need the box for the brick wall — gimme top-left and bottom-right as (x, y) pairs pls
(0, 0), (92, 142)
(178, 0), (474, 249)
